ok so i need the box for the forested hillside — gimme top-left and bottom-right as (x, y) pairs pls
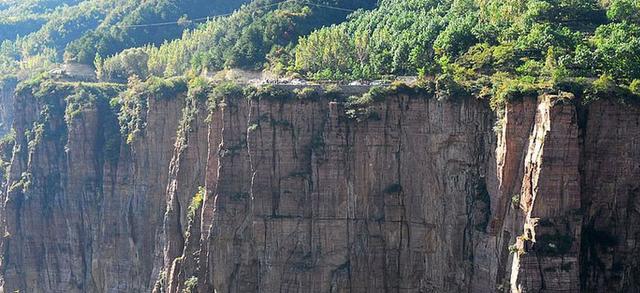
(0, 0), (83, 40)
(92, 0), (640, 107)
(0, 0), (250, 79)
(63, 0), (251, 64)
(293, 0), (640, 105)
(4, 0), (640, 88)
(97, 0), (378, 81)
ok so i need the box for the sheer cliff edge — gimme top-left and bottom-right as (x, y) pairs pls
(0, 80), (638, 292)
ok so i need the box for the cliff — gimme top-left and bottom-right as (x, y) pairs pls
(0, 80), (638, 292)
(0, 77), (17, 137)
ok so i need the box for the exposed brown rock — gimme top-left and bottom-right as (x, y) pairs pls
(174, 94), (497, 292)
(510, 96), (582, 292)
(0, 78), (16, 136)
(0, 85), (182, 292)
(1, 84), (639, 293)
(579, 100), (640, 292)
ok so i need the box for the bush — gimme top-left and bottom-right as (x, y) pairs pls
(490, 74), (540, 112)
(183, 276), (198, 293)
(630, 79), (640, 95)
(0, 130), (15, 180)
(187, 76), (211, 102)
(187, 187), (205, 222)
(0, 130), (15, 147)
(145, 76), (187, 100)
(508, 244), (520, 255)
(435, 74), (467, 100)
(205, 81), (243, 114)
(211, 81), (242, 100)
(607, 0), (640, 23)
(584, 74), (634, 103)
(65, 88), (98, 122)
(293, 86), (317, 100)
(322, 84), (341, 99)
(553, 77), (590, 96)
(511, 194), (521, 209)
(245, 85), (293, 102)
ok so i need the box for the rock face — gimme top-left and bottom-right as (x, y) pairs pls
(174, 94), (497, 293)
(0, 82), (639, 293)
(509, 96), (583, 292)
(501, 96), (640, 293)
(0, 83), (181, 292)
(0, 77), (17, 136)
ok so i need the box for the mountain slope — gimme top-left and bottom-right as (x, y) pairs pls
(98, 0), (378, 80)
(0, 0), (251, 79)
(0, 0), (83, 40)
(294, 0), (640, 102)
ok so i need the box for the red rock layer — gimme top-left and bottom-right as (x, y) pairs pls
(0, 89), (182, 292)
(2, 87), (639, 293)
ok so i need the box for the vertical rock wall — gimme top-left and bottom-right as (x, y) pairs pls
(169, 93), (498, 292)
(0, 77), (16, 136)
(579, 100), (640, 292)
(1, 82), (639, 293)
(502, 96), (640, 293)
(509, 96), (582, 292)
(0, 84), (182, 292)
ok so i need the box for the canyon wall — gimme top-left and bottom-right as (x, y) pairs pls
(0, 77), (16, 136)
(0, 82), (182, 292)
(0, 81), (638, 292)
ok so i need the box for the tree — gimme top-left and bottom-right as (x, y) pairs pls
(592, 22), (640, 81)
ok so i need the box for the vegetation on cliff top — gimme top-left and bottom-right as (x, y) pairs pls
(112, 75), (187, 144)
(4, 0), (640, 117)
(13, 77), (124, 163)
(93, 0), (640, 109)
(293, 0), (640, 104)
(97, 0), (377, 81)
(0, 0), (250, 79)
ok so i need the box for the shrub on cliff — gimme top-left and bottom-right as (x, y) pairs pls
(489, 74), (541, 112)
(145, 76), (187, 100)
(114, 75), (186, 144)
(293, 86), (318, 100)
(630, 79), (640, 95)
(0, 130), (15, 181)
(187, 187), (205, 222)
(245, 84), (293, 102)
(187, 76), (212, 102)
(207, 81), (243, 112)
(183, 276), (198, 293)
(583, 74), (640, 103)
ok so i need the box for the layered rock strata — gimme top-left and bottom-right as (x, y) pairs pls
(0, 82), (638, 293)
(0, 77), (16, 136)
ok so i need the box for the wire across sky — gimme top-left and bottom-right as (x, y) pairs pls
(118, 0), (357, 29)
